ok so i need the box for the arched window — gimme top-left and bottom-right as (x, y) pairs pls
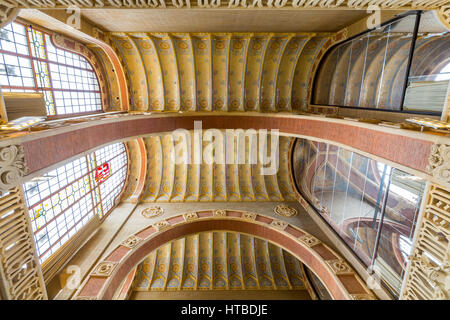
(312, 11), (449, 115)
(0, 21), (102, 116)
(291, 138), (426, 296)
(23, 142), (128, 263)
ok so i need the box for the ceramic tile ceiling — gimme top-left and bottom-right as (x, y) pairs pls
(132, 231), (309, 291)
(122, 131), (296, 202)
(110, 32), (331, 111)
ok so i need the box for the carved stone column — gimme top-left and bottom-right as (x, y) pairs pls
(0, 186), (47, 299)
(400, 184), (450, 300)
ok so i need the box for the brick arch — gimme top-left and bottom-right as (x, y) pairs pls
(74, 210), (376, 300)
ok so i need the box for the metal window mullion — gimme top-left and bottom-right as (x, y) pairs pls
(86, 153), (100, 217)
(358, 33), (370, 106)
(329, 146), (340, 222)
(399, 11), (422, 111)
(353, 157), (371, 251)
(95, 153), (128, 219)
(41, 32), (58, 115)
(370, 167), (393, 270)
(23, 25), (39, 94)
(339, 151), (354, 230)
(320, 144), (329, 204)
(375, 24), (391, 109)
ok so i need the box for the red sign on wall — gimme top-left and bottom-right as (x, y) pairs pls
(94, 162), (110, 183)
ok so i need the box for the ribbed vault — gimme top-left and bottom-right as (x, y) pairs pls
(131, 231), (311, 294)
(110, 33), (332, 112)
(122, 131), (297, 202)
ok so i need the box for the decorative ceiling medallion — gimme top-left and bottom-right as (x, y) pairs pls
(142, 206), (164, 219)
(274, 204), (298, 217)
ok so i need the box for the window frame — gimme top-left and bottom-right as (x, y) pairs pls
(290, 138), (426, 298)
(0, 20), (104, 118)
(310, 10), (445, 117)
(23, 142), (129, 264)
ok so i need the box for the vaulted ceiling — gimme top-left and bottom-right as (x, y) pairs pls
(131, 231), (311, 295)
(110, 32), (331, 111)
(122, 132), (297, 202)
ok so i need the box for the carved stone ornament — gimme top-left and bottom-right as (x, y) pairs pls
(121, 235), (142, 249)
(325, 259), (354, 275)
(0, 6), (18, 29)
(274, 204), (297, 217)
(438, 6), (450, 29)
(0, 145), (28, 194)
(91, 261), (118, 277)
(214, 209), (226, 217)
(417, 254), (450, 299)
(154, 220), (170, 231)
(270, 219), (288, 231)
(183, 212), (198, 221)
(142, 206), (164, 219)
(426, 144), (450, 184)
(298, 234), (321, 247)
(242, 212), (257, 221)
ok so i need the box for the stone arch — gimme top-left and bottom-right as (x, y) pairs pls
(74, 209), (376, 300)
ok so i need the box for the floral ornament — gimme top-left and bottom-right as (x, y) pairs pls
(142, 206), (164, 218)
(426, 144), (449, 184)
(274, 205), (297, 217)
(0, 145), (28, 194)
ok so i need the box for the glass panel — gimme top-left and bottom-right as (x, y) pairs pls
(292, 138), (425, 297)
(313, 13), (420, 112)
(373, 168), (425, 295)
(0, 21), (103, 116)
(403, 11), (450, 113)
(23, 142), (127, 263)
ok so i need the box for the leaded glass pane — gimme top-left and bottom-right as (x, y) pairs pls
(0, 21), (103, 116)
(23, 142), (127, 263)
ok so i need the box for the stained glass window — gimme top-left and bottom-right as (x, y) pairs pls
(23, 142), (127, 263)
(0, 21), (102, 116)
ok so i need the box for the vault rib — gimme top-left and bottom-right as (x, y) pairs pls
(258, 33), (274, 112)
(168, 34), (181, 111)
(276, 35), (312, 111)
(146, 35), (165, 111)
(128, 35), (150, 111)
